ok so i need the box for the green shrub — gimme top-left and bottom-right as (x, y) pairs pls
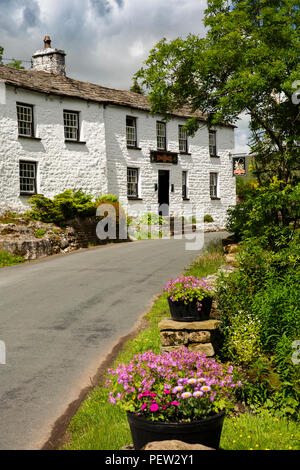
(204, 214), (214, 223)
(226, 179), (299, 250)
(27, 189), (97, 225)
(95, 193), (119, 204)
(0, 250), (24, 267)
(252, 271), (300, 354)
(138, 213), (168, 226)
(53, 189), (95, 221)
(228, 312), (262, 364)
(235, 178), (257, 202)
(216, 238), (300, 415)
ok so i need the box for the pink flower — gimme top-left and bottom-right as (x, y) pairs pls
(171, 401), (179, 406)
(150, 403), (159, 412)
(141, 403), (147, 410)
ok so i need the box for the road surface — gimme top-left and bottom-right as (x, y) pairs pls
(0, 232), (227, 450)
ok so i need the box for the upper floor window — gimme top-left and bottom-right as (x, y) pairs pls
(19, 161), (37, 196)
(210, 172), (218, 198)
(126, 116), (137, 147)
(17, 103), (34, 137)
(156, 121), (166, 150)
(179, 125), (188, 153)
(64, 110), (80, 141)
(209, 130), (217, 157)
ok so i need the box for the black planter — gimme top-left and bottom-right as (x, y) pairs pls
(168, 296), (212, 322)
(127, 411), (225, 450)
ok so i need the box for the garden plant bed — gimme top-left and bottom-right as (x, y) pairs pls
(57, 241), (300, 451)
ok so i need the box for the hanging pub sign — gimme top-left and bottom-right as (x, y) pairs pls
(232, 155), (247, 176)
(150, 150), (178, 165)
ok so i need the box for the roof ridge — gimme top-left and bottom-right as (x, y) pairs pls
(0, 64), (235, 127)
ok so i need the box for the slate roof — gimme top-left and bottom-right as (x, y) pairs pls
(0, 64), (235, 127)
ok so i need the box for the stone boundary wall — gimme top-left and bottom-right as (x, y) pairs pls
(0, 216), (129, 260)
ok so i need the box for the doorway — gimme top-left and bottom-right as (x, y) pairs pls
(158, 170), (169, 216)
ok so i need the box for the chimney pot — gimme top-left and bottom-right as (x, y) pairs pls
(44, 36), (51, 49)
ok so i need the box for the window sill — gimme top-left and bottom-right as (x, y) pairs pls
(65, 140), (86, 144)
(210, 197), (221, 200)
(127, 196), (143, 201)
(180, 151), (191, 156)
(182, 197), (190, 201)
(127, 145), (142, 150)
(210, 154), (220, 158)
(18, 135), (42, 141)
(20, 192), (36, 197)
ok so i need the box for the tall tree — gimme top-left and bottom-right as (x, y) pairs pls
(136, 0), (300, 184)
(130, 78), (145, 95)
(0, 45), (24, 69)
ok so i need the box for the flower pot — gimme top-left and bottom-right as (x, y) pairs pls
(127, 411), (225, 450)
(168, 296), (212, 322)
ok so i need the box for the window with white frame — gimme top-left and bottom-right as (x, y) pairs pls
(156, 121), (166, 150)
(182, 171), (188, 199)
(17, 103), (34, 137)
(126, 116), (137, 147)
(19, 161), (37, 195)
(127, 167), (139, 198)
(210, 172), (218, 198)
(179, 125), (188, 153)
(64, 110), (80, 141)
(209, 130), (217, 156)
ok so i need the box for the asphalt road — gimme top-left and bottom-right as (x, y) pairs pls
(0, 232), (227, 450)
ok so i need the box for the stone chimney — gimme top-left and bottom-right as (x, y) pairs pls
(32, 36), (66, 76)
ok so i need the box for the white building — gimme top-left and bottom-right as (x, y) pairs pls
(0, 38), (236, 226)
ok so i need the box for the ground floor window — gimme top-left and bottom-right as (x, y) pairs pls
(209, 172), (218, 198)
(20, 161), (37, 195)
(182, 170), (188, 199)
(127, 167), (139, 198)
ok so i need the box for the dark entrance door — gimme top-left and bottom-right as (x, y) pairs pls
(158, 170), (169, 216)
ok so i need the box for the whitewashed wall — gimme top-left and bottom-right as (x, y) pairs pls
(0, 84), (236, 227)
(104, 105), (236, 227)
(0, 84), (107, 213)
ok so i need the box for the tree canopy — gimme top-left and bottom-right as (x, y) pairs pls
(0, 45), (24, 69)
(136, 0), (300, 184)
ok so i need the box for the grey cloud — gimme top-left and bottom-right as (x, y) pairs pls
(90, 0), (124, 17)
(0, 0), (248, 147)
(23, 5), (40, 27)
(0, 0), (40, 33)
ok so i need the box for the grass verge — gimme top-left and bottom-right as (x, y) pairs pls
(221, 409), (300, 450)
(60, 241), (299, 450)
(0, 250), (24, 267)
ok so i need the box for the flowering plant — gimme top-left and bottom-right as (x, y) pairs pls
(163, 275), (213, 311)
(107, 348), (242, 422)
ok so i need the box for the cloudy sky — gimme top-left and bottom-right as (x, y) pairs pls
(0, 0), (250, 152)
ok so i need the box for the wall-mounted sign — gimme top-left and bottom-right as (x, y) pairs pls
(150, 150), (178, 165)
(232, 156), (247, 176)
